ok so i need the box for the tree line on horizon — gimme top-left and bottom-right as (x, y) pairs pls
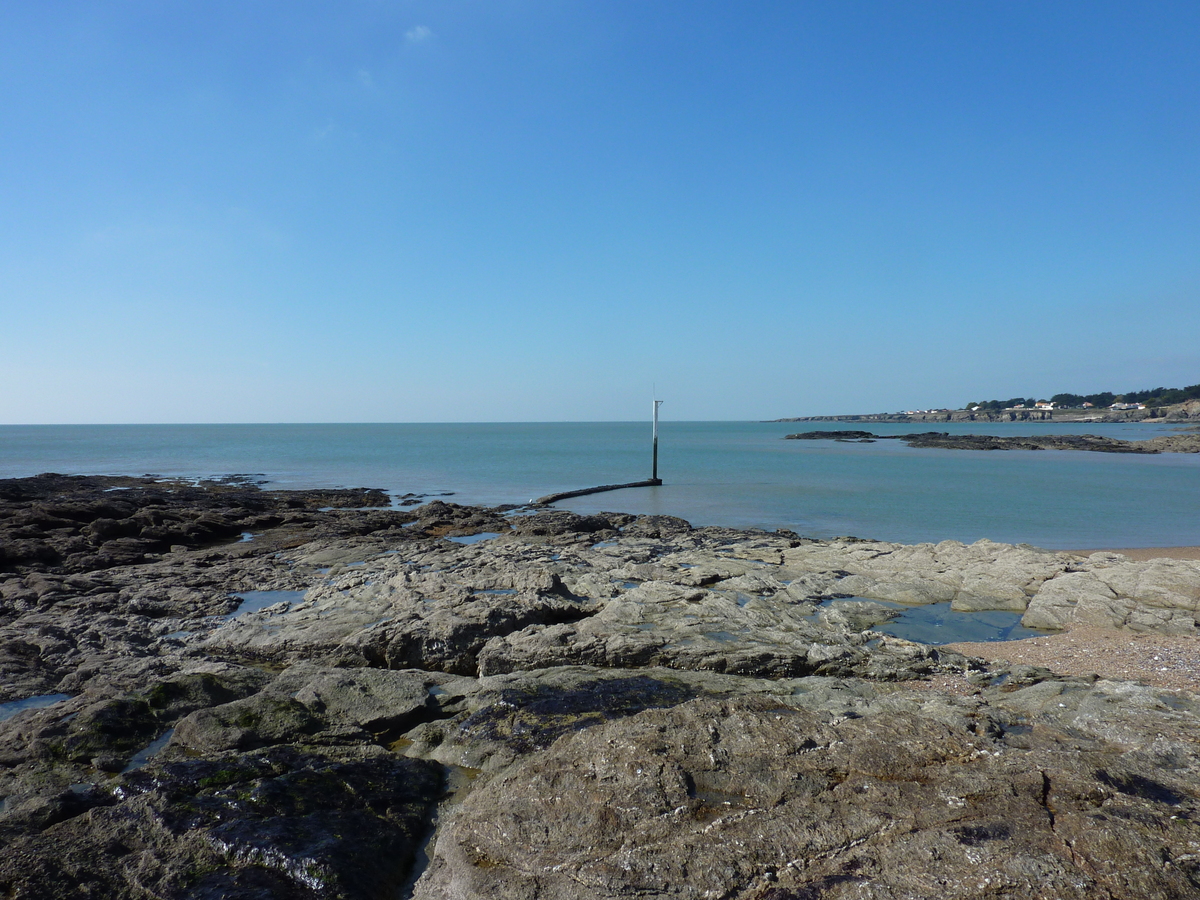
(965, 382), (1200, 411)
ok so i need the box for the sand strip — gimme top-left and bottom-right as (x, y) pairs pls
(1067, 546), (1200, 561)
(943, 625), (1200, 691)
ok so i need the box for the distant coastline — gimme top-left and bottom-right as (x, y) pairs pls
(783, 429), (1200, 454)
(769, 398), (1200, 425)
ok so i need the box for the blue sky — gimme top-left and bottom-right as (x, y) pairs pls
(3, 1), (1198, 423)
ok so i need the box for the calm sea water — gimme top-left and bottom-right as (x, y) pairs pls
(1, 421), (1197, 549)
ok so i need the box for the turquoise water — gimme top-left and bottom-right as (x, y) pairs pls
(867, 601), (1050, 644)
(1, 421), (1197, 548)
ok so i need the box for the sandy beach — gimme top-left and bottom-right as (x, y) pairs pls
(944, 626), (1200, 691)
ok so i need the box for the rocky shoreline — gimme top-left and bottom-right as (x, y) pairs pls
(2, 474), (1199, 898)
(785, 429), (1200, 453)
(771, 398), (1200, 424)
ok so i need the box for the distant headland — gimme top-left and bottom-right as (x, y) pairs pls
(771, 382), (1200, 424)
(783, 429), (1200, 454)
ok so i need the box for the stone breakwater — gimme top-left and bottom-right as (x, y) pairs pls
(1, 475), (1199, 898)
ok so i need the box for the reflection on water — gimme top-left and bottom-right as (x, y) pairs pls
(121, 728), (176, 773)
(446, 532), (500, 545)
(225, 590), (307, 618)
(860, 600), (1051, 644)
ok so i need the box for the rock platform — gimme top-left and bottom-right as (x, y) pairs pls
(1, 475), (1198, 898)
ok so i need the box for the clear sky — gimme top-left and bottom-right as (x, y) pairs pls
(3, 1), (1198, 423)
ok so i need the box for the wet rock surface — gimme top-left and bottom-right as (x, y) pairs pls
(1, 474), (1198, 898)
(0, 746), (444, 900)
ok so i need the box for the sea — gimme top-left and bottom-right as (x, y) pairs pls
(1, 420), (1198, 550)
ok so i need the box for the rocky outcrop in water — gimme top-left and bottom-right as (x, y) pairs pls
(1, 475), (1199, 898)
(785, 430), (1200, 453)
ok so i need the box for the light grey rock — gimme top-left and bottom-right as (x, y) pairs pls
(1022, 558), (1200, 633)
(953, 572), (1032, 611)
(817, 598), (900, 630)
(776, 537), (1200, 634)
(782, 538), (1071, 614)
(562, 571), (620, 599)
(781, 571), (844, 600)
(837, 573), (957, 605)
(1023, 571), (1115, 629)
(1093, 559), (1200, 618)
(710, 572), (788, 595)
(166, 663), (466, 754)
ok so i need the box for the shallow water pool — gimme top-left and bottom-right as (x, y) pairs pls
(0, 693), (72, 722)
(821, 598), (1052, 644)
(876, 601), (1052, 644)
(446, 532), (501, 545)
(226, 590), (307, 618)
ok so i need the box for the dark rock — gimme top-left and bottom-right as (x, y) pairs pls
(0, 748), (444, 900)
(0, 474), (401, 577)
(57, 697), (161, 762)
(413, 500), (510, 538)
(452, 673), (699, 755)
(784, 430), (1199, 454)
(509, 510), (623, 538)
(170, 695), (325, 753)
(783, 430), (877, 440)
(359, 591), (594, 675)
(82, 517), (141, 542)
(621, 514), (692, 537)
(140, 668), (274, 722)
(0, 784), (116, 837)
